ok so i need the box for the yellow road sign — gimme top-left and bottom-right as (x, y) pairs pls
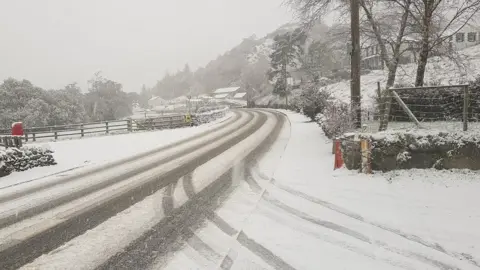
(185, 114), (192, 123)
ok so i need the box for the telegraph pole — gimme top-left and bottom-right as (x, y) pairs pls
(350, 0), (362, 128)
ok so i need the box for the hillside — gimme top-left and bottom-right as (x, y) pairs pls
(257, 44), (480, 107)
(149, 22), (335, 100)
(328, 44), (480, 108)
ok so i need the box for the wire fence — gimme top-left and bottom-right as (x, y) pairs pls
(360, 84), (480, 133)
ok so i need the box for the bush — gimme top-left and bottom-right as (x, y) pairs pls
(316, 101), (355, 139)
(299, 85), (331, 121)
(0, 146), (56, 177)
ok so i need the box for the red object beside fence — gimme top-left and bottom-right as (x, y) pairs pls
(11, 122), (24, 136)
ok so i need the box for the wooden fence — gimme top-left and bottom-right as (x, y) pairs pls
(0, 136), (23, 148)
(0, 107), (229, 145)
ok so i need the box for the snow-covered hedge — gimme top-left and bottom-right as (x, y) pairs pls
(0, 146), (56, 177)
(341, 131), (480, 171)
(192, 106), (229, 126)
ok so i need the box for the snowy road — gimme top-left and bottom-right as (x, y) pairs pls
(0, 109), (286, 270)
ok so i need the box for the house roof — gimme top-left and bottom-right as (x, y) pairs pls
(174, 95), (188, 101)
(149, 96), (163, 101)
(233, 92), (247, 98)
(213, 87), (240, 94)
(214, 93), (229, 99)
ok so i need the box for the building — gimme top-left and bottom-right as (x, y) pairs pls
(211, 87), (247, 100)
(148, 96), (166, 108)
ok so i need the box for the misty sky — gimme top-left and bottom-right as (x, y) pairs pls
(0, 0), (293, 92)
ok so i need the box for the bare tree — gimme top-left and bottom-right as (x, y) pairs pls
(287, 0), (413, 130)
(407, 0), (480, 86)
(358, 0), (414, 130)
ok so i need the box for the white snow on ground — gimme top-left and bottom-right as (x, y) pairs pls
(0, 112), (233, 189)
(161, 110), (480, 270)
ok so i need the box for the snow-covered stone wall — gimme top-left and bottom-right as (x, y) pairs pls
(341, 131), (480, 171)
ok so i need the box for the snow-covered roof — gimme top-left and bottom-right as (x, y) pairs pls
(214, 94), (229, 99)
(233, 92), (247, 98)
(174, 96), (188, 101)
(213, 87), (240, 94)
(149, 96), (163, 101)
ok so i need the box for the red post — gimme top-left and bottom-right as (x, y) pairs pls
(334, 139), (344, 170)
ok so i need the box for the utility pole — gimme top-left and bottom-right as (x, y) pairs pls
(284, 55), (289, 106)
(350, 0), (362, 128)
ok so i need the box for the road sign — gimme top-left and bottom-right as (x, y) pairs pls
(185, 114), (192, 123)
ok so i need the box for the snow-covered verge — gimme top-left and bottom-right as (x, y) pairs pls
(0, 147), (56, 177)
(0, 112), (233, 189)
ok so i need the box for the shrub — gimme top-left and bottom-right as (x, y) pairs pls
(300, 85), (331, 121)
(316, 101), (355, 139)
(0, 146), (57, 177)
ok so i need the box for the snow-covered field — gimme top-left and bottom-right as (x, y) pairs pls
(0, 112), (234, 189)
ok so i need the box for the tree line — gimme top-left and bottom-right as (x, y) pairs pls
(0, 72), (139, 129)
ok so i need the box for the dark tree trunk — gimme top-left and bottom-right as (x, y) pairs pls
(415, 1), (433, 87)
(415, 38), (430, 86)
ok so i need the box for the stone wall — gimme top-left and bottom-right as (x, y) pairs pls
(340, 131), (480, 171)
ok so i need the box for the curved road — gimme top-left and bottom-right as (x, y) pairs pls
(0, 109), (287, 270)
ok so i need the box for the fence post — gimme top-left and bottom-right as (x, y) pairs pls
(25, 133), (28, 142)
(54, 131), (58, 140)
(80, 124), (84, 137)
(106, 121), (109, 134)
(463, 85), (469, 131)
(391, 90), (421, 128)
(14, 136), (22, 148)
(33, 133), (36, 142)
(127, 119), (132, 132)
(2, 137), (7, 148)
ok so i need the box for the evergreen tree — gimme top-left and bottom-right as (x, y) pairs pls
(268, 28), (307, 105)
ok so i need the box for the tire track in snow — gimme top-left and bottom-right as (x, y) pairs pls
(262, 191), (463, 270)
(97, 110), (281, 269)
(271, 180), (480, 268)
